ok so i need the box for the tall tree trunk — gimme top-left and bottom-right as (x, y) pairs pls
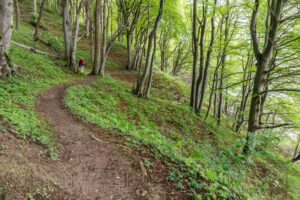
(243, 0), (283, 155)
(93, 0), (102, 75)
(196, 0), (217, 113)
(99, 0), (108, 76)
(63, 0), (72, 67)
(34, 0), (46, 41)
(117, 10), (122, 42)
(135, 0), (165, 97)
(235, 52), (253, 132)
(195, 3), (207, 111)
(126, 31), (133, 70)
(145, 34), (157, 97)
(0, 0), (14, 77)
(190, 0), (198, 109)
(33, 0), (37, 16)
(70, 0), (86, 72)
(13, 0), (20, 31)
(85, 0), (91, 37)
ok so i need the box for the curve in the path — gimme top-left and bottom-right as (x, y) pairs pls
(37, 76), (166, 200)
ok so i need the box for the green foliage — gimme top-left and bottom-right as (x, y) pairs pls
(36, 186), (54, 198)
(1, 20), (76, 151)
(40, 32), (64, 52)
(65, 67), (300, 198)
(143, 159), (154, 169)
(0, 187), (5, 199)
(0, 144), (7, 150)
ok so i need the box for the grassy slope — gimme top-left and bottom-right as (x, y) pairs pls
(0, 1), (88, 155)
(65, 60), (300, 198)
(0, 1), (298, 199)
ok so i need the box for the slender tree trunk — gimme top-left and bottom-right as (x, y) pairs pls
(100, 0), (108, 76)
(136, 0), (165, 97)
(196, 0), (217, 113)
(190, 0), (198, 109)
(63, 0), (72, 67)
(93, 0), (102, 75)
(145, 34), (157, 97)
(195, 4), (207, 111)
(117, 11), (122, 42)
(85, 0), (91, 37)
(34, 0), (46, 41)
(126, 31), (133, 70)
(70, 0), (86, 72)
(14, 0), (20, 31)
(110, 0), (113, 37)
(33, 0), (37, 16)
(205, 69), (217, 120)
(0, 0), (14, 77)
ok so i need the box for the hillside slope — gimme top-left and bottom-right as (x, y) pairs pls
(0, 2), (188, 200)
(65, 32), (300, 200)
(0, 1), (299, 200)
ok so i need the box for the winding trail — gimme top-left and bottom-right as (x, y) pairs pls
(36, 76), (166, 200)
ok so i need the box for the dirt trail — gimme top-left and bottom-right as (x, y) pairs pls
(34, 76), (167, 200)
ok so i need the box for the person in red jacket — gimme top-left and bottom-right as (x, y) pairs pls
(79, 57), (86, 73)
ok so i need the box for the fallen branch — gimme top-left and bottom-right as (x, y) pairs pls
(91, 134), (109, 144)
(139, 161), (148, 177)
(11, 41), (63, 58)
(7, 128), (24, 140)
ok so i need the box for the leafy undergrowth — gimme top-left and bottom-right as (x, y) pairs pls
(65, 65), (300, 199)
(0, 5), (83, 155)
(151, 72), (189, 103)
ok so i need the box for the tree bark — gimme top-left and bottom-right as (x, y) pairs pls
(190, 0), (199, 109)
(70, 0), (86, 72)
(0, 0), (14, 77)
(34, 0), (46, 41)
(243, 0), (283, 155)
(196, 0), (217, 113)
(99, 0), (108, 76)
(135, 0), (165, 97)
(63, 0), (72, 67)
(13, 0), (20, 31)
(33, 0), (37, 15)
(92, 0), (102, 75)
(85, 0), (91, 37)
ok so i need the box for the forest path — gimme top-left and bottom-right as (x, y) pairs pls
(36, 76), (166, 200)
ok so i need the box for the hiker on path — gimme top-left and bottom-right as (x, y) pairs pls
(79, 57), (86, 73)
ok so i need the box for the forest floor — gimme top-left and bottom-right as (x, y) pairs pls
(0, 53), (189, 199)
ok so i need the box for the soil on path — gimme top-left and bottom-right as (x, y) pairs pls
(35, 76), (169, 200)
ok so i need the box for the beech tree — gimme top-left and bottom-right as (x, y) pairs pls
(92, 0), (124, 76)
(134, 0), (166, 97)
(243, 0), (284, 155)
(118, 0), (142, 70)
(190, 0), (217, 113)
(13, 0), (20, 31)
(34, 0), (46, 41)
(0, 0), (14, 77)
(62, 0), (86, 72)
